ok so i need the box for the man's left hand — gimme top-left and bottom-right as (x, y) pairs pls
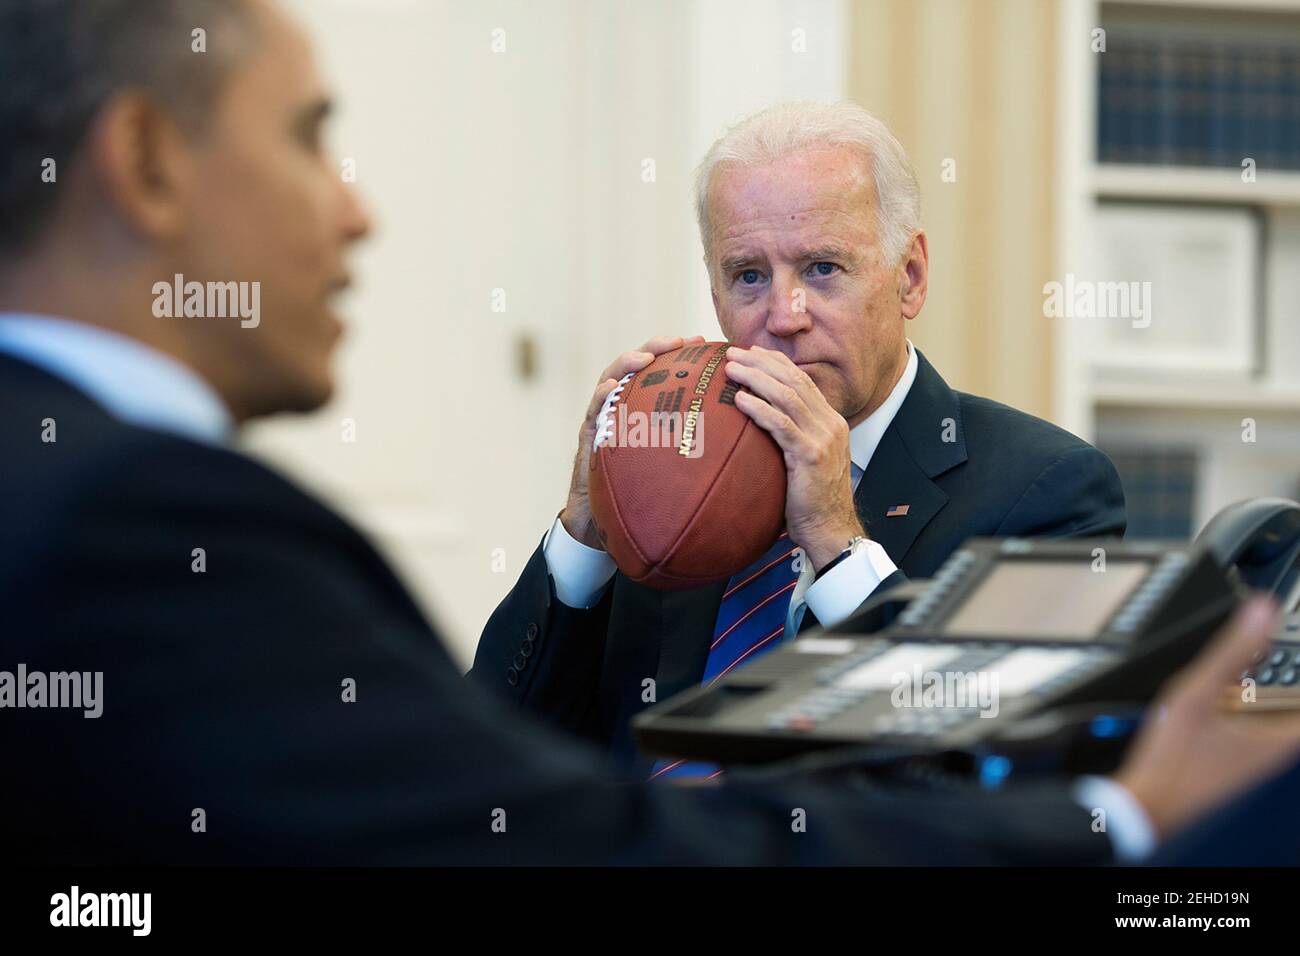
(724, 345), (866, 572)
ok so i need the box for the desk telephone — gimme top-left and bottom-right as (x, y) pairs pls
(632, 498), (1300, 774)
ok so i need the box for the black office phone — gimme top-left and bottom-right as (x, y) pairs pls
(633, 538), (1238, 766)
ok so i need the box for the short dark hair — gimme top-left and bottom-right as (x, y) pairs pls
(0, 0), (258, 253)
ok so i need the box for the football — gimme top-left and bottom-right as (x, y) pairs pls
(588, 341), (786, 590)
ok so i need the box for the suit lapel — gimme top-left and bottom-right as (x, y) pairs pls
(654, 582), (726, 699)
(854, 348), (967, 569)
(855, 425), (948, 564)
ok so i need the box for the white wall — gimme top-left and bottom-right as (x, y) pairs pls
(244, 0), (849, 665)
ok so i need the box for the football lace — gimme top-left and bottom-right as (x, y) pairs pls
(592, 372), (635, 452)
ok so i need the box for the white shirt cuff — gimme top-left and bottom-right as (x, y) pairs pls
(801, 539), (897, 630)
(1071, 775), (1158, 862)
(542, 516), (617, 609)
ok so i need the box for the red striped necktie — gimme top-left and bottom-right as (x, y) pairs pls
(702, 531), (800, 683)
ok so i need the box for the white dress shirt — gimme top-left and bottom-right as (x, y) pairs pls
(0, 312), (233, 444)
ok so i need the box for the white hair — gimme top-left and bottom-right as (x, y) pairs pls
(694, 101), (921, 269)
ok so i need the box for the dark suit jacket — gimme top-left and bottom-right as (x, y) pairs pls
(1150, 758), (1300, 866)
(0, 350), (1115, 865)
(471, 349), (1127, 767)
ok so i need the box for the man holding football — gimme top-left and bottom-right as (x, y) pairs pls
(474, 102), (1125, 773)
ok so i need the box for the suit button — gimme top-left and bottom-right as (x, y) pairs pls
(506, 667), (519, 686)
(520, 639), (535, 658)
(513, 652), (527, 670)
(526, 622), (539, 639)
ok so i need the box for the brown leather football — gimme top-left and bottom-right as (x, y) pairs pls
(588, 341), (786, 590)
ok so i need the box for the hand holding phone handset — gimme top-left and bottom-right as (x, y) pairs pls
(1197, 497), (1300, 710)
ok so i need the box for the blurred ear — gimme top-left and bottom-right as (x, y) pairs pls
(899, 230), (928, 320)
(85, 92), (193, 242)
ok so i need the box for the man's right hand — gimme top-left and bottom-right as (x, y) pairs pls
(1113, 595), (1300, 843)
(559, 335), (707, 550)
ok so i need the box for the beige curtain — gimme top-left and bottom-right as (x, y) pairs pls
(850, 0), (1059, 421)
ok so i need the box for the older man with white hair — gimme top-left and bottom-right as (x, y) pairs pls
(472, 101), (1126, 774)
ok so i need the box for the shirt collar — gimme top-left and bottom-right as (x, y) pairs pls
(849, 339), (917, 473)
(0, 313), (234, 445)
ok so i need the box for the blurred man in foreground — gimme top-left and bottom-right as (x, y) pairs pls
(1, 0), (1298, 865)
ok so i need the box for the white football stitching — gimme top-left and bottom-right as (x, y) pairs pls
(592, 371), (635, 452)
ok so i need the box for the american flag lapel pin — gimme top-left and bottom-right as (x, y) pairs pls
(886, 504), (910, 517)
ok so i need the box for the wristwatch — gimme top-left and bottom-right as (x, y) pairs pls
(814, 535), (871, 581)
